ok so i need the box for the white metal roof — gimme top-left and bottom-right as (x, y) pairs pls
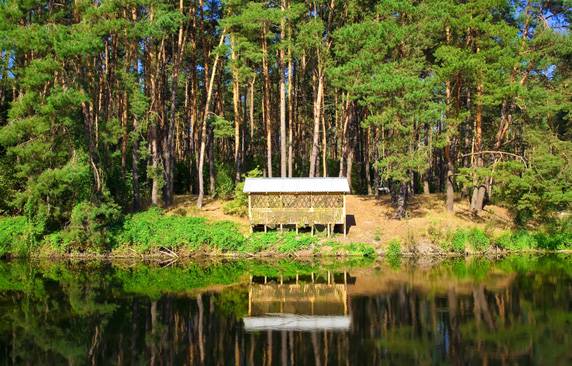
(243, 315), (351, 331)
(243, 177), (350, 193)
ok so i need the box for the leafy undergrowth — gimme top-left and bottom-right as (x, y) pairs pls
(424, 222), (572, 255)
(2, 209), (572, 258)
(0, 216), (36, 257)
(113, 207), (245, 254)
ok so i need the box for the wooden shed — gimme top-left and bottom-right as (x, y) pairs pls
(243, 177), (350, 236)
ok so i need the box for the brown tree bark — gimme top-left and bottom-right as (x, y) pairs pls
(279, 0), (287, 177)
(470, 72), (486, 214)
(287, 26), (294, 177)
(231, 34), (242, 182)
(309, 68), (324, 177)
(261, 23), (273, 177)
(197, 32), (225, 208)
(444, 26), (455, 213)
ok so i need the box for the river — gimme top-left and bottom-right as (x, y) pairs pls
(0, 255), (571, 365)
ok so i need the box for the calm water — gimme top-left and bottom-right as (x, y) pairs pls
(0, 255), (571, 365)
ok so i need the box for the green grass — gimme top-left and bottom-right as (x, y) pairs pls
(2, 207), (572, 258)
(327, 242), (376, 257)
(242, 232), (318, 254)
(386, 239), (402, 268)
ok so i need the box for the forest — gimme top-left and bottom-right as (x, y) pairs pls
(0, 0), (570, 242)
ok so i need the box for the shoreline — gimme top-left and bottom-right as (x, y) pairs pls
(4, 246), (571, 261)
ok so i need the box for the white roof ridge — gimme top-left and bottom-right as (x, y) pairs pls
(243, 177), (350, 193)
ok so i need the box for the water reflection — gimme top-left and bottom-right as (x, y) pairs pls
(245, 273), (352, 331)
(0, 256), (571, 365)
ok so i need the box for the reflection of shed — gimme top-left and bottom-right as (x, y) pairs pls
(243, 272), (353, 332)
(243, 178), (350, 236)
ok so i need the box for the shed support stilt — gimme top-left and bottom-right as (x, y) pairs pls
(280, 224), (283, 232)
(295, 224), (298, 234)
(311, 225), (314, 236)
(264, 224), (267, 233)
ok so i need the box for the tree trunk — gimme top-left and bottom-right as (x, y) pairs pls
(309, 69), (324, 177)
(470, 75), (485, 214)
(444, 25), (455, 212)
(261, 23), (273, 177)
(279, 1), (287, 177)
(231, 34), (242, 182)
(321, 89), (327, 177)
(197, 32), (225, 209)
(287, 31), (294, 177)
(393, 182), (408, 219)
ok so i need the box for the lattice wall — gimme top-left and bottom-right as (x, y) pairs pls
(251, 193), (343, 209)
(249, 193), (345, 225)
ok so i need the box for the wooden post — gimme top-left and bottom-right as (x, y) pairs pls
(295, 224), (298, 234)
(280, 224), (283, 232)
(264, 224), (267, 233)
(343, 193), (347, 238)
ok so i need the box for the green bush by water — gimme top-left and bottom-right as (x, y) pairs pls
(328, 242), (376, 257)
(243, 232), (318, 254)
(0, 216), (35, 257)
(386, 239), (402, 268)
(116, 207), (244, 253)
(447, 228), (491, 253)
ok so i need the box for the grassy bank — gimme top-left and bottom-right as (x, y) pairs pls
(1, 208), (571, 259)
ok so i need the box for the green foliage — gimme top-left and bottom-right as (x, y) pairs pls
(448, 228), (491, 253)
(243, 232), (317, 254)
(328, 242), (376, 257)
(210, 115), (234, 139)
(495, 129), (572, 224)
(22, 153), (93, 234)
(223, 167), (263, 217)
(222, 182), (248, 216)
(386, 239), (402, 268)
(496, 231), (538, 251)
(214, 163), (235, 199)
(275, 233), (317, 254)
(63, 201), (122, 253)
(208, 221), (245, 251)
(0, 216), (34, 257)
(115, 208), (244, 253)
(449, 230), (467, 254)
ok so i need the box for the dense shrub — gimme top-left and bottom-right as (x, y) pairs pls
(223, 167), (263, 217)
(496, 231), (538, 251)
(214, 163), (235, 199)
(22, 154), (92, 233)
(0, 216), (34, 256)
(329, 242), (376, 257)
(449, 230), (467, 253)
(222, 182), (248, 217)
(60, 201), (123, 253)
(448, 228), (491, 253)
(209, 221), (245, 251)
(243, 232), (318, 254)
(275, 233), (317, 253)
(116, 208), (244, 253)
(385, 239), (402, 266)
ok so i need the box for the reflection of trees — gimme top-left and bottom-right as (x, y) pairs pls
(0, 256), (570, 364)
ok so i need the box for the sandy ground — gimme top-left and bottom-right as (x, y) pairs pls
(167, 194), (514, 247)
